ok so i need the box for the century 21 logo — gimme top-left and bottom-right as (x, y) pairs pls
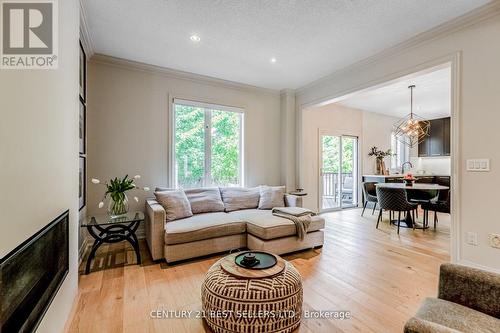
(1, 1), (58, 69)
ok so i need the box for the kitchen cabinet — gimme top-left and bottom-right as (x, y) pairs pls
(418, 132), (429, 156)
(418, 117), (450, 157)
(443, 117), (450, 155)
(429, 118), (444, 156)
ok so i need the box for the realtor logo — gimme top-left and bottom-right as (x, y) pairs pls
(1, 0), (58, 69)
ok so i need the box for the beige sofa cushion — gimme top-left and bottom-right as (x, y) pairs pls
(220, 187), (260, 212)
(229, 209), (325, 240)
(411, 297), (500, 333)
(155, 190), (193, 222)
(164, 212), (246, 245)
(258, 185), (285, 209)
(184, 187), (225, 214)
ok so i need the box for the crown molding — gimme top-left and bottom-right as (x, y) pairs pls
(280, 88), (296, 97)
(89, 54), (280, 95)
(297, 1), (500, 96)
(79, 0), (95, 57)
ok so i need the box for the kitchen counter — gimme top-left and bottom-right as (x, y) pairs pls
(362, 174), (451, 185)
(362, 174), (451, 201)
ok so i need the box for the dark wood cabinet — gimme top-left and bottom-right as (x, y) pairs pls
(443, 117), (450, 155)
(418, 127), (429, 157)
(429, 118), (444, 156)
(418, 117), (450, 157)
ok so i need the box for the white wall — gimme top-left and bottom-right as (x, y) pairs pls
(0, 0), (79, 331)
(280, 89), (297, 191)
(301, 104), (363, 210)
(362, 111), (400, 175)
(301, 104), (398, 211)
(87, 58), (281, 215)
(297, 12), (500, 271)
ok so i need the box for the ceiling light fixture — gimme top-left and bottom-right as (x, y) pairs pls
(190, 34), (201, 42)
(392, 85), (430, 148)
(270, 57), (277, 63)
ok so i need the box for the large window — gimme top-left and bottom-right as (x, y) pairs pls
(173, 99), (244, 188)
(391, 132), (410, 170)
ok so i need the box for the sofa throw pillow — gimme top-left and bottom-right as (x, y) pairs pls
(154, 190), (193, 222)
(220, 187), (260, 212)
(258, 185), (286, 210)
(184, 187), (225, 214)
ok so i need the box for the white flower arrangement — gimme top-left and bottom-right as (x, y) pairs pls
(91, 174), (150, 216)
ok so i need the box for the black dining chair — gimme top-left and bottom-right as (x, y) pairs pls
(361, 182), (378, 216)
(376, 187), (418, 234)
(421, 190), (451, 229)
(406, 188), (438, 219)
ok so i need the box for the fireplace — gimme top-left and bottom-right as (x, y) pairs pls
(0, 211), (69, 333)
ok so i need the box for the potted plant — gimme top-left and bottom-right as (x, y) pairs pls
(92, 174), (150, 217)
(368, 147), (393, 175)
(403, 173), (417, 186)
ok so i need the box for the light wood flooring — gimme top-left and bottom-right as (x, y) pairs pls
(66, 208), (450, 333)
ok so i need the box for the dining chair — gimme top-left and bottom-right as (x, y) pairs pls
(361, 182), (378, 216)
(342, 176), (354, 200)
(421, 190), (451, 229)
(406, 188), (438, 218)
(376, 186), (418, 234)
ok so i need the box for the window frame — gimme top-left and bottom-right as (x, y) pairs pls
(170, 98), (245, 189)
(391, 132), (410, 170)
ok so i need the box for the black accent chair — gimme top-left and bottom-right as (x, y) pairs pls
(421, 190), (451, 229)
(376, 187), (418, 234)
(361, 182), (378, 216)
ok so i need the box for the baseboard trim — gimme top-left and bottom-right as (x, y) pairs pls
(78, 237), (89, 265)
(456, 260), (500, 275)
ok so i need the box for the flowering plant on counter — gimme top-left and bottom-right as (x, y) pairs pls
(403, 173), (416, 181)
(91, 174), (150, 217)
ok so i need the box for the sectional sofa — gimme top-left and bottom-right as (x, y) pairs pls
(145, 186), (325, 263)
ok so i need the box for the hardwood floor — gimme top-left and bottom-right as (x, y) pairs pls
(67, 208), (450, 333)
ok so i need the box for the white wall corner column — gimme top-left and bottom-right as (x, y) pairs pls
(280, 89), (296, 191)
(0, 0), (80, 331)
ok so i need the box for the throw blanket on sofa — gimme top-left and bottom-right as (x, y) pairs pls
(272, 207), (315, 240)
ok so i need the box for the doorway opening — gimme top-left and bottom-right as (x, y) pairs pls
(300, 57), (458, 261)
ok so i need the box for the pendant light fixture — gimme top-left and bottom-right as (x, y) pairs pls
(392, 85), (430, 148)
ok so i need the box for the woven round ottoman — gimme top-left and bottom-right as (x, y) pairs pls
(201, 252), (303, 333)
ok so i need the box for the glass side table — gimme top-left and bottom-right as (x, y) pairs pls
(81, 211), (145, 274)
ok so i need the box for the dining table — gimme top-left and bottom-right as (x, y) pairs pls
(375, 182), (449, 229)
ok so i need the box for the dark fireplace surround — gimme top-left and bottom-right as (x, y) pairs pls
(0, 211), (69, 333)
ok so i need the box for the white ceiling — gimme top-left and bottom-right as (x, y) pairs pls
(337, 66), (451, 119)
(83, 0), (489, 90)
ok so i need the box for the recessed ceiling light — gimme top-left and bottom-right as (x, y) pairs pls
(190, 34), (201, 42)
(270, 57), (277, 63)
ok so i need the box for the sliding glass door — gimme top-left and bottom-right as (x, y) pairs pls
(320, 133), (358, 212)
